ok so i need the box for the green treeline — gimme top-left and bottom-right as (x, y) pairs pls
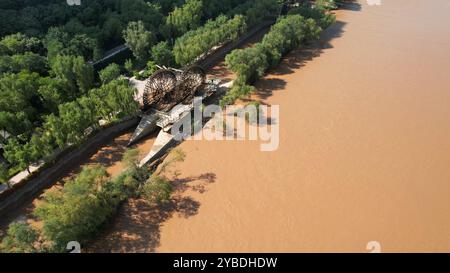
(3, 78), (138, 177)
(0, 0), (267, 184)
(172, 0), (281, 66)
(0, 0), (340, 252)
(221, 1), (336, 106)
(0, 0), (261, 63)
(0, 148), (185, 253)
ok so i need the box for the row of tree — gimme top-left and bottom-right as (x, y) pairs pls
(222, 2), (336, 105)
(0, 53), (94, 141)
(1, 1), (276, 69)
(171, 0), (282, 67)
(0, 148), (185, 253)
(122, 0), (263, 68)
(0, 0), (254, 187)
(173, 15), (247, 66)
(226, 0), (282, 27)
(2, 78), (138, 180)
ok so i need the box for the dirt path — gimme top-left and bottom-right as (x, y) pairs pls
(89, 0), (450, 253)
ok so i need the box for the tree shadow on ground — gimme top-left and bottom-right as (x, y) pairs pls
(87, 172), (216, 253)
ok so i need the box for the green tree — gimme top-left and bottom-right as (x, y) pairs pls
(86, 79), (139, 125)
(50, 55), (94, 99)
(3, 137), (37, 174)
(163, 0), (203, 40)
(34, 166), (113, 252)
(99, 63), (121, 84)
(37, 78), (66, 113)
(225, 46), (268, 84)
(316, 0), (337, 11)
(0, 111), (32, 138)
(142, 175), (173, 205)
(57, 101), (91, 145)
(0, 222), (38, 253)
(65, 34), (100, 61)
(10, 52), (48, 74)
(0, 33), (42, 55)
(43, 27), (69, 61)
(0, 164), (11, 189)
(151, 41), (175, 67)
(123, 21), (154, 62)
(124, 59), (134, 75)
(122, 148), (148, 183)
(122, 148), (140, 170)
(77, 96), (99, 130)
(0, 55), (12, 73)
(220, 82), (255, 107)
(288, 2), (336, 28)
(0, 71), (41, 118)
(43, 114), (67, 149)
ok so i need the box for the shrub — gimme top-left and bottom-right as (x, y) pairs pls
(224, 11), (328, 103)
(151, 41), (175, 67)
(0, 222), (38, 253)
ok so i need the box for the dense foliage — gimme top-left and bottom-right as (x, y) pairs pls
(227, 0), (282, 27)
(0, 0), (341, 252)
(288, 0), (337, 29)
(2, 79), (138, 176)
(34, 166), (123, 252)
(0, 0), (167, 60)
(173, 15), (247, 66)
(123, 20), (155, 62)
(222, 3), (336, 105)
(172, 0), (281, 66)
(0, 148), (184, 252)
(0, 1), (262, 180)
(0, 222), (38, 253)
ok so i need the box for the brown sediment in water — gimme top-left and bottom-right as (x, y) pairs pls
(89, 0), (450, 253)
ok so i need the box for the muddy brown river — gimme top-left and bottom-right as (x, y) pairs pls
(91, 0), (450, 252)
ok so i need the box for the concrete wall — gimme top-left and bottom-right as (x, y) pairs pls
(0, 118), (139, 218)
